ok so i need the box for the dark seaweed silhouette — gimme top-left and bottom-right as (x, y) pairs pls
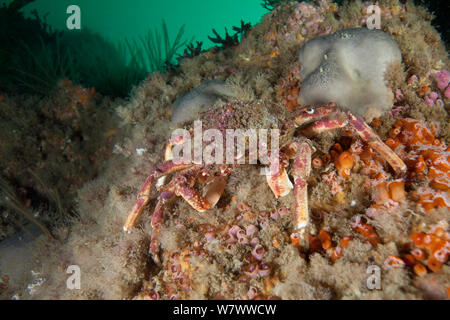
(178, 41), (204, 62)
(232, 20), (252, 38)
(261, 0), (285, 11)
(208, 20), (252, 49)
(0, 0), (60, 94)
(1, 1), (190, 97)
(208, 28), (239, 48)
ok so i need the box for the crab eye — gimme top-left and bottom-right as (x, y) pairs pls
(306, 108), (315, 114)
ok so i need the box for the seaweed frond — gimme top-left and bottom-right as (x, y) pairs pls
(9, 34), (76, 95)
(137, 20), (191, 73)
(7, 0), (35, 11)
(261, 0), (285, 11)
(0, 176), (54, 240)
(232, 20), (252, 37)
(208, 27), (239, 48)
(28, 169), (68, 222)
(177, 41), (204, 62)
(208, 20), (252, 49)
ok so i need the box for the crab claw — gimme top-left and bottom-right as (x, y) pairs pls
(204, 176), (228, 208)
(164, 134), (186, 161)
(266, 159), (293, 198)
(174, 173), (228, 212)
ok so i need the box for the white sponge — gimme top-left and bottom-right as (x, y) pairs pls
(298, 28), (402, 121)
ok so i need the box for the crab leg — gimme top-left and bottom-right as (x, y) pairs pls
(266, 103), (337, 199)
(347, 113), (407, 174)
(301, 115), (347, 137)
(158, 134), (191, 188)
(149, 168), (228, 263)
(175, 177), (227, 212)
(164, 134), (188, 161)
(289, 139), (312, 238)
(150, 188), (176, 264)
(123, 160), (192, 232)
(295, 107), (407, 175)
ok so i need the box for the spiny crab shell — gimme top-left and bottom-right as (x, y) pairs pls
(186, 100), (289, 130)
(124, 99), (406, 264)
(177, 100), (295, 147)
(173, 100), (325, 161)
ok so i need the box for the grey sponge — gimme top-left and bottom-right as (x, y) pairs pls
(171, 80), (238, 124)
(298, 28), (402, 121)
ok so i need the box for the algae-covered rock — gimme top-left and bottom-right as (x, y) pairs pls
(171, 80), (238, 124)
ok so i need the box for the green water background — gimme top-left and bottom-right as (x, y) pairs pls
(3, 0), (447, 97)
(2, 0), (267, 51)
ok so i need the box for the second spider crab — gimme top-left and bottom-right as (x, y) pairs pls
(124, 101), (406, 263)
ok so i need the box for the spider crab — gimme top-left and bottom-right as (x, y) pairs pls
(124, 100), (406, 263)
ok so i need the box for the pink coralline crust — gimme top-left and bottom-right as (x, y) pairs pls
(435, 70), (450, 90)
(424, 96), (434, 107)
(250, 237), (260, 247)
(428, 92), (439, 102)
(435, 99), (444, 108)
(238, 237), (249, 245)
(245, 225), (258, 237)
(246, 286), (258, 300)
(298, 2), (314, 18)
(270, 210), (279, 220)
(204, 232), (216, 242)
(407, 75), (418, 85)
(394, 89), (405, 103)
(229, 225), (243, 237)
(390, 104), (410, 116)
(257, 264), (271, 277)
(424, 92), (440, 107)
(322, 171), (343, 195)
(284, 1), (327, 40)
(445, 86), (450, 99)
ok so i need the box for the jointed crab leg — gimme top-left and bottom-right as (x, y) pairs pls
(266, 105), (336, 198)
(301, 115), (347, 136)
(150, 188), (176, 264)
(174, 167), (217, 212)
(123, 160), (192, 232)
(347, 113), (407, 174)
(150, 168), (228, 263)
(295, 105), (407, 175)
(164, 134), (188, 161)
(289, 139), (312, 236)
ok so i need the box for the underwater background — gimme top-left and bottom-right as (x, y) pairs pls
(1, 0), (448, 98)
(12, 0), (267, 45)
(1, 0), (267, 97)
(0, 0), (449, 300)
